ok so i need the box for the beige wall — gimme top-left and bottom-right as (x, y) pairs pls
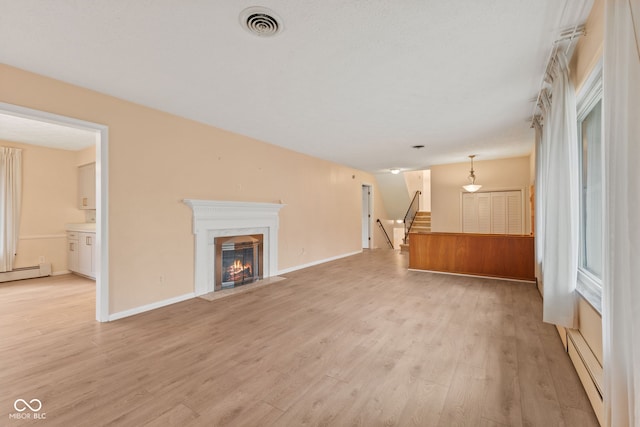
(567, 0), (603, 365)
(570, 0), (604, 93)
(529, 146), (536, 186)
(579, 298), (603, 365)
(77, 145), (96, 166)
(431, 156), (532, 234)
(422, 170), (431, 212)
(0, 64), (388, 314)
(403, 170), (431, 212)
(403, 171), (423, 203)
(2, 140), (85, 272)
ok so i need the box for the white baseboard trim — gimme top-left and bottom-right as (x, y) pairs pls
(52, 270), (71, 276)
(408, 268), (536, 284)
(108, 250), (363, 320)
(108, 292), (195, 321)
(278, 250), (362, 275)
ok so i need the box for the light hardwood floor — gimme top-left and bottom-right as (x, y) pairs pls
(0, 250), (598, 426)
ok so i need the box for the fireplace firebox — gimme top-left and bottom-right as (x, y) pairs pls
(214, 234), (263, 290)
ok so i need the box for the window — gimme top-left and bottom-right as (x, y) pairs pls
(576, 63), (603, 311)
(579, 100), (603, 277)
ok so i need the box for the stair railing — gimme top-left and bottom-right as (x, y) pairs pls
(403, 190), (422, 244)
(376, 219), (394, 249)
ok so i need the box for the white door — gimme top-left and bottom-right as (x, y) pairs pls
(490, 191), (523, 234)
(477, 193), (491, 233)
(491, 192), (507, 234)
(506, 191), (523, 234)
(462, 193), (478, 233)
(463, 190), (523, 234)
(462, 192), (491, 233)
(361, 185), (372, 248)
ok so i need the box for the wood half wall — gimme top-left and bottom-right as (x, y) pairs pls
(409, 232), (535, 281)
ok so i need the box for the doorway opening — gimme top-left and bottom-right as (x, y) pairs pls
(0, 102), (109, 321)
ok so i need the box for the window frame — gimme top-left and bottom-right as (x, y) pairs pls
(575, 60), (603, 314)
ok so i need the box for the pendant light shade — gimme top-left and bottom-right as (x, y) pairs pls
(463, 183), (482, 192)
(462, 155), (482, 192)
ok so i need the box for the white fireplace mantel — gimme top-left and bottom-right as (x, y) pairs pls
(184, 199), (285, 295)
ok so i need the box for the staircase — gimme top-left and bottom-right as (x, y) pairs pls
(400, 211), (431, 253)
(410, 211), (431, 233)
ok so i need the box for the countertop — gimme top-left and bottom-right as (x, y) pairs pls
(65, 223), (96, 232)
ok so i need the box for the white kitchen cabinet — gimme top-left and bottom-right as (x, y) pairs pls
(67, 228), (96, 279)
(78, 162), (96, 210)
(77, 232), (96, 279)
(67, 232), (79, 273)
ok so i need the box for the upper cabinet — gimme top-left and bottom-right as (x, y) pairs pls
(78, 162), (96, 210)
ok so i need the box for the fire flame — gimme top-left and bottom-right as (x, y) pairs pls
(226, 258), (252, 281)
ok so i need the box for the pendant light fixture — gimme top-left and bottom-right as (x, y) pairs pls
(462, 155), (482, 192)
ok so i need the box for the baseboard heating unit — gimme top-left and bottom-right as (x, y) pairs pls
(566, 329), (603, 425)
(0, 263), (52, 283)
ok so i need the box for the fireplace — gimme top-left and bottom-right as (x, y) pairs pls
(215, 234), (263, 290)
(183, 199), (285, 296)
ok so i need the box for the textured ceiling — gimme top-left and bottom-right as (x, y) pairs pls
(0, 0), (592, 172)
(0, 113), (97, 151)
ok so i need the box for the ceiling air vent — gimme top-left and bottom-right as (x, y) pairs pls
(240, 7), (283, 37)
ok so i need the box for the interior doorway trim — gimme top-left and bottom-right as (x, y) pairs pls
(0, 102), (109, 322)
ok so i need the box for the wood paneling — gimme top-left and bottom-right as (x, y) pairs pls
(409, 232), (535, 281)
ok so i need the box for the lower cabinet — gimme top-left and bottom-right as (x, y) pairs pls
(67, 232), (79, 273)
(68, 231), (95, 279)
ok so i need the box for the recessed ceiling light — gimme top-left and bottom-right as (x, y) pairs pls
(390, 168), (400, 174)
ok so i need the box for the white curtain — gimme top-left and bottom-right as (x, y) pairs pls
(534, 91), (551, 294)
(541, 53), (579, 329)
(533, 118), (543, 286)
(603, 0), (640, 425)
(0, 147), (22, 272)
